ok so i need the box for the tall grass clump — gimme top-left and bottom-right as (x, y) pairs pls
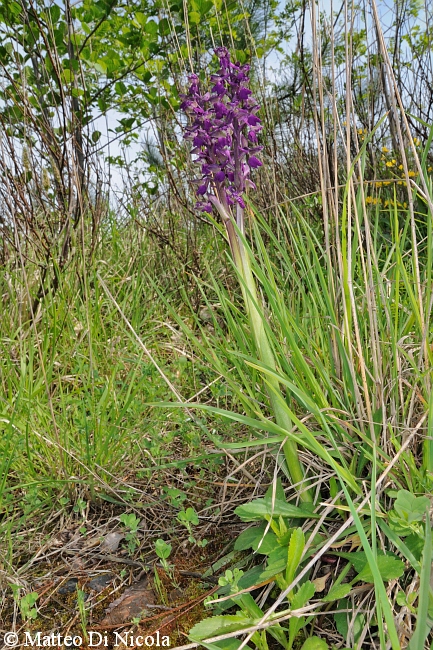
(171, 139), (433, 649)
(0, 219), (222, 536)
(166, 25), (433, 650)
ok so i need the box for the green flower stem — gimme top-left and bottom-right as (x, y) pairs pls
(216, 201), (312, 502)
(238, 240), (312, 503)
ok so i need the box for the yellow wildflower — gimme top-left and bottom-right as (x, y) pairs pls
(382, 146), (389, 153)
(366, 196), (381, 206)
(428, 166), (433, 172)
(398, 164), (403, 170)
(408, 170), (416, 177)
(375, 181), (383, 188)
(386, 161), (394, 167)
(413, 137), (420, 146)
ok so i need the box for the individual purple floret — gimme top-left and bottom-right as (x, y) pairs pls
(181, 48), (263, 219)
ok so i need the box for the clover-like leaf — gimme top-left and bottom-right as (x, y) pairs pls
(394, 489), (430, 524)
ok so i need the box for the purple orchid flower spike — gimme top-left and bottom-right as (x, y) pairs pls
(181, 48), (263, 234)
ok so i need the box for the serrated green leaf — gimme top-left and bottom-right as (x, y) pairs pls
(292, 580), (315, 609)
(189, 614), (255, 642)
(286, 528), (305, 586)
(333, 551), (404, 584)
(355, 555), (405, 583)
(322, 583), (351, 602)
(259, 546), (288, 581)
(334, 550), (397, 573)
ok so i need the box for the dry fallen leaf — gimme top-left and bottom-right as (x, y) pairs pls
(100, 532), (124, 553)
(99, 578), (156, 625)
(312, 572), (331, 593)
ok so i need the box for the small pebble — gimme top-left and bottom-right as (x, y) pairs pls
(88, 573), (115, 592)
(58, 578), (79, 594)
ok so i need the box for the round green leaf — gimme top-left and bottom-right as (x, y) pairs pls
(300, 638), (329, 650)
